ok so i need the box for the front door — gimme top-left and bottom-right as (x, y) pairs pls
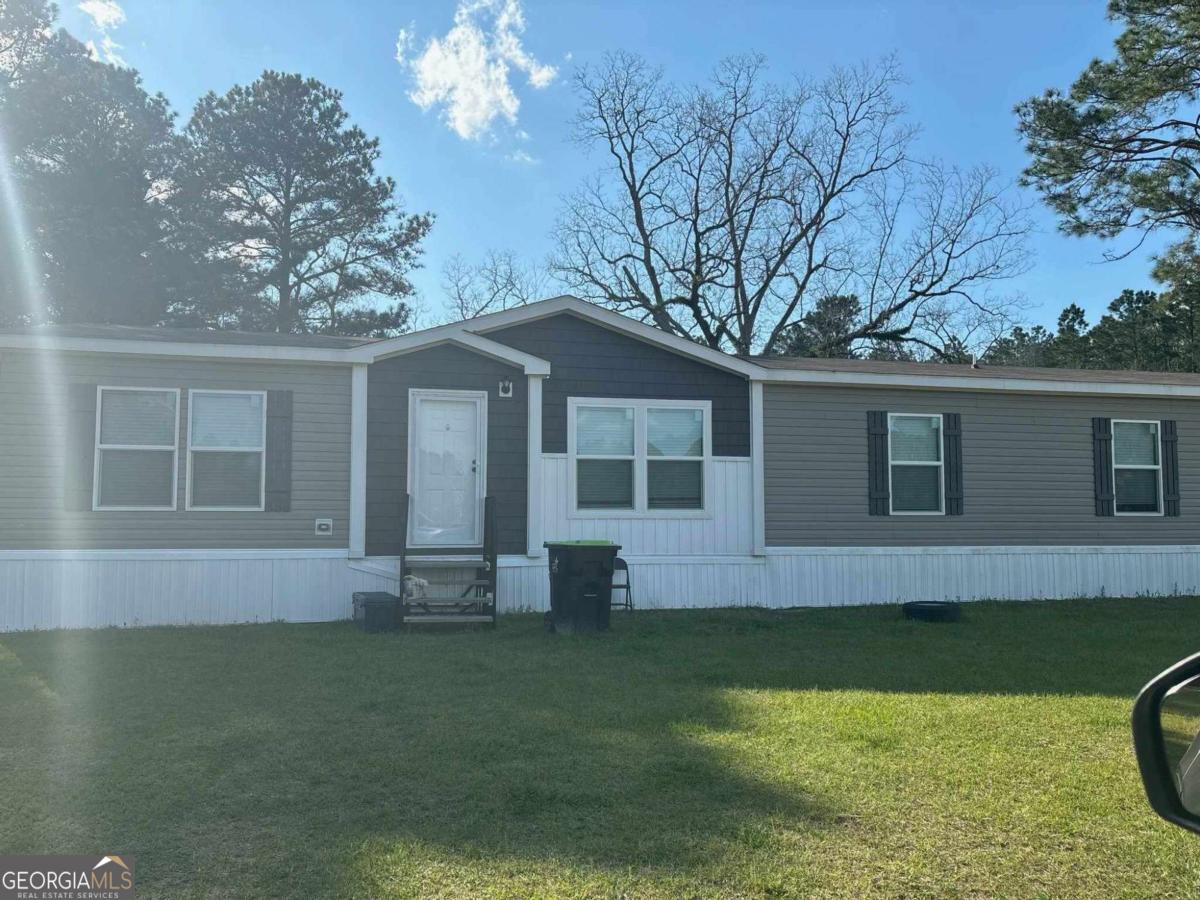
(408, 390), (486, 547)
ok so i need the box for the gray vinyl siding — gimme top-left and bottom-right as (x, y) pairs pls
(486, 313), (751, 456)
(0, 350), (351, 549)
(764, 383), (1200, 546)
(365, 344), (527, 556)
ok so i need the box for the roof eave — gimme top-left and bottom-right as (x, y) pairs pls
(0, 334), (355, 364)
(758, 367), (1200, 398)
(357, 331), (551, 375)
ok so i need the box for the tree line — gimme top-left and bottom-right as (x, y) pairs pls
(0, 0), (431, 334)
(4, 0), (1198, 368)
(450, 0), (1200, 372)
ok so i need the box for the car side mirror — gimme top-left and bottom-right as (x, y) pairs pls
(1132, 651), (1200, 835)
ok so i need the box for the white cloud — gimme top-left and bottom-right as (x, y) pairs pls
(78, 0), (125, 31)
(85, 34), (125, 66)
(78, 0), (126, 65)
(506, 149), (538, 165)
(396, 0), (558, 141)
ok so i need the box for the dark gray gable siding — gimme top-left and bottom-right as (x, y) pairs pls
(365, 344), (527, 556)
(485, 313), (751, 456)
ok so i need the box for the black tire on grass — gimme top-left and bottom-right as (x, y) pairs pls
(902, 600), (962, 623)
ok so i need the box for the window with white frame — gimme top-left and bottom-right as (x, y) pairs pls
(570, 399), (710, 514)
(1113, 419), (1162, 515)
(187, 390), (266, 510)
(94, 387), (179, 510)
(888, 413), (943, 514)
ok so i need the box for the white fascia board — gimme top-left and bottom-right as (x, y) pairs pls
(353, 328), (551, 375)
(467, 295), (764, 379)
(759, 544), (1200, 556)
(0, 335), (354, 364)
(348, 364), (368, 559)
(757, 367), (1200, 399)
(0, 548), (352, 560)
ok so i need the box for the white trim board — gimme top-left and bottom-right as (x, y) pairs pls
(5, 545), (1191, 563)
(352, 331), (551, 375)
(348, 364), (368, 558)
(526, 374), (545, 556)
(0, 548), (353, 560)
(0, 337), (355, 364)
(759, 544), (1200, 556)
(750, 381), (766, 556)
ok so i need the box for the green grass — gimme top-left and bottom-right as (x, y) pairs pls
(2, 598), (1200, 898)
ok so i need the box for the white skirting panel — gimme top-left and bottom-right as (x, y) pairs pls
(4, 546), (1199, 630)
(495, 546), (1200, 613)
(0, 551), (396, 632)
(540, 454), (754, 555)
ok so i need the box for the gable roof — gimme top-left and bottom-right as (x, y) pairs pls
(750, 354), (1200, 397)
(333, 295), (760, 376)
(752, 354), (1200, 386)
(0, 297), (751, 377)
(6, 297), (1200, 397)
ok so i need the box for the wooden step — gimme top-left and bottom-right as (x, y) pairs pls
(406, 596), (492, 606)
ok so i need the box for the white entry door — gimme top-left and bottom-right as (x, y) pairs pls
(408, 390), (487, 547)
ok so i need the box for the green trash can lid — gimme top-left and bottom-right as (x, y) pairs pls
(543, 540), (621, 547)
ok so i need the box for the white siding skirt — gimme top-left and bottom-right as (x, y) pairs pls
(1, 546), (1198, 630)
(495, 545), (1200, 613)
(0, 550), (396, 632)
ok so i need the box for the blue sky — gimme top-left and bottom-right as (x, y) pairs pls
(63, 0), (1174, 331)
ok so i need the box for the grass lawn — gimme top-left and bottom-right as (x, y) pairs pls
(2, 598), (1200, 898)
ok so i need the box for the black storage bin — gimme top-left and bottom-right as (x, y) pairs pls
(352, 591), (400, 633)
(543, 541), (621, 633)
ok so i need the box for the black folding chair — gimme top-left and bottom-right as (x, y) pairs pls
(610, 557), (634, 612)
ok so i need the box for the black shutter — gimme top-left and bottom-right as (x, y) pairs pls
(64, 383), (97, 511)
(264, 390), (293, 512)
(867, 411), (890, 516)
(943, 413), (963, 516)
(1162, 419), (1180, 517)
(1092, 417), (1114, 517)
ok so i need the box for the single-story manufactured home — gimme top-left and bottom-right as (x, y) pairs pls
(2, 294), (1200, 630)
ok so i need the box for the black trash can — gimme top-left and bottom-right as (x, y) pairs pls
(352, 591), (400, 633)
(543, 541), (621, 634)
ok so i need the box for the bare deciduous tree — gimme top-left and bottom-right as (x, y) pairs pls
(442, 249), (548, 321)
(553, 52), (1031, 357)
